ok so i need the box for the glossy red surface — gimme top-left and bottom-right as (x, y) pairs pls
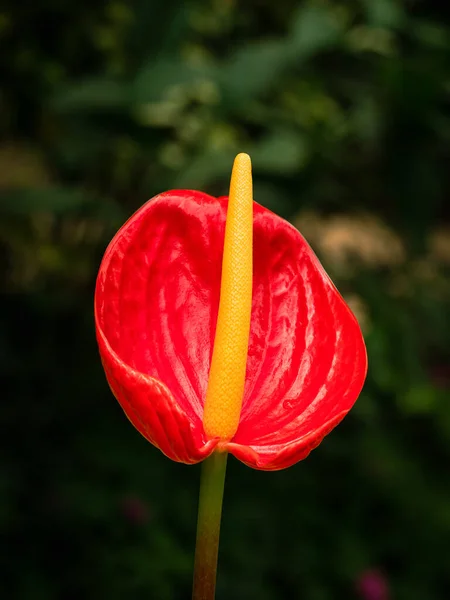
(95, 190), (367, 470)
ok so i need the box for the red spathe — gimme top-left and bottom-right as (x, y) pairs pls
(95, 190), (367, 471)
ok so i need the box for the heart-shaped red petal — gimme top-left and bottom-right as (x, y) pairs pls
(95, 190), (366, 468)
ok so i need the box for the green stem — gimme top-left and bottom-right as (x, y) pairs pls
(192, 451), (228, 600)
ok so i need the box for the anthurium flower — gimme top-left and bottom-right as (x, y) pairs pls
(95, 154), (367, 471)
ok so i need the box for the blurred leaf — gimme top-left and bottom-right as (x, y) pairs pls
(412, 20), (450, 50)
(288, 3), (342, 57)
(397, 384), (439, 415)
(173, 150), (232, 188)
(132, 59), (214, 104)
(52, 78), (129, 113)
(219, 4), (342, 106)
(0, 188), (123, 218)
(362, 0), (404, 29)
(219, 41), (289, 103)
(251, 129), (308, 174)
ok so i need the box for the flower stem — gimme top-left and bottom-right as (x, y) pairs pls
(192, 451), (228, 600)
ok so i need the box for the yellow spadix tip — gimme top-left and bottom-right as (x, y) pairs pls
(202, 153), (253, 441)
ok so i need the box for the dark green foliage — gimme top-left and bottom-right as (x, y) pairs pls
(1, 0), (449, 598)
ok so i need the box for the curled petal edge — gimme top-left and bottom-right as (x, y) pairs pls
(96, 322), (219, 464)
(225, 411), (349, 471)
(97, 316), (350, 470)
(97, 308), (351, 470)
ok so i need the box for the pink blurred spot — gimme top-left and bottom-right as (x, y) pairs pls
(356, 569), (390, 600)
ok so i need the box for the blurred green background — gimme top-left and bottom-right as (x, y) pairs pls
(1, 0), (450, 599)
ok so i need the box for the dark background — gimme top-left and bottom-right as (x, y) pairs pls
(1, 1), (449, 599)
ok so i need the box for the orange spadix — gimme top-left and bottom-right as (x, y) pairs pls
(202, 153), (253, 441)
